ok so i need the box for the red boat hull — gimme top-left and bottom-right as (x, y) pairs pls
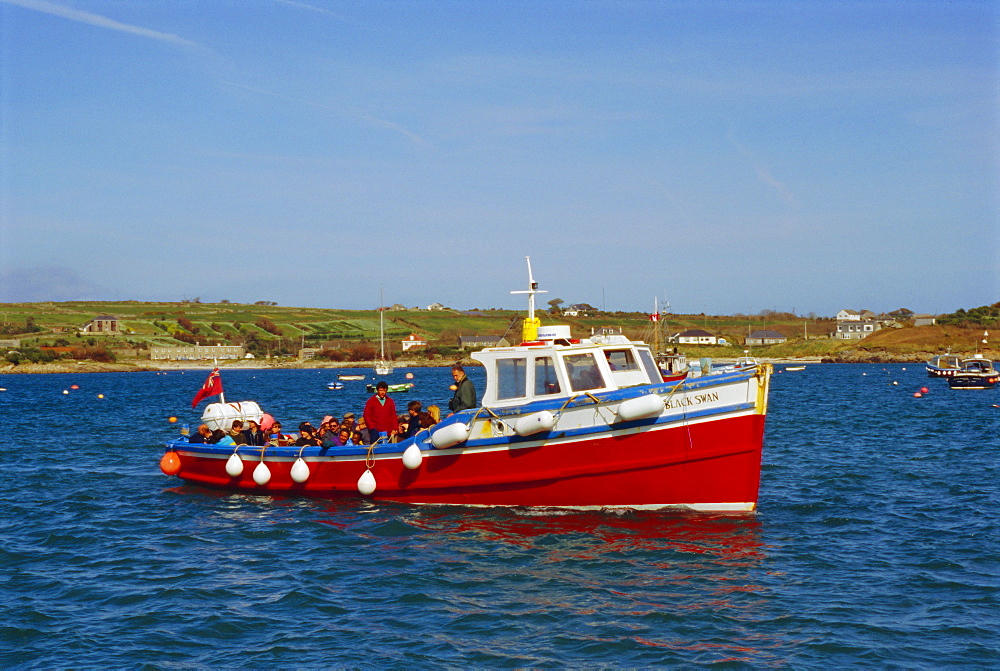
(168, 412), (765, 511)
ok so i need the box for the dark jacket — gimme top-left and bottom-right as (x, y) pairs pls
(449, 375), (477, 413)
(243, 429), (266, 446)
(403, 414), (422, 439)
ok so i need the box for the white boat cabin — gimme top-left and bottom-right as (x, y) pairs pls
(472, 325), (662, 408)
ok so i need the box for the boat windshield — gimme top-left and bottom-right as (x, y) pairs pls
(533, 356), (562, 396)
(604, 349), (639, 372)
(636, 348), (660, 382)
(496, 358), (528, 400)
(563, 352), (607, 392)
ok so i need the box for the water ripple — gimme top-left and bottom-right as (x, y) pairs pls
(1, 366), (997, 666)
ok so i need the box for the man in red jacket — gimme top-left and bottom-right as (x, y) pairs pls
(363, 381), (398, 443)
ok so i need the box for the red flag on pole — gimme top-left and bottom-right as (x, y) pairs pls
(191, 367), (223, 408)
(649, 313), (660, 322)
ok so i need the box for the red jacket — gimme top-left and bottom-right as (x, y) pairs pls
(364, 395), (397, 433)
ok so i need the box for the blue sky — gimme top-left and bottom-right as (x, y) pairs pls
(0, 0), (996, 316)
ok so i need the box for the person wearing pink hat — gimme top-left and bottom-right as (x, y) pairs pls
(318, 417), (340, 447)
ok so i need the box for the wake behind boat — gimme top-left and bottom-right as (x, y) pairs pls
(160, 259), (773, 511)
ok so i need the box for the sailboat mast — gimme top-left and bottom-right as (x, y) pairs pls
(379, 287), (385, 360)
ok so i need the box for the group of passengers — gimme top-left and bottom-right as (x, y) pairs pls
(189, 365), (477, 449)
(188, 400), (442, 448)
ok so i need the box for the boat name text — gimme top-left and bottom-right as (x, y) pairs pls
(665, 391), (719, 409)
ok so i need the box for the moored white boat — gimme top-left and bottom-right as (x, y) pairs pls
(373, 288), (393, 376)
(160, 259), (773, 511)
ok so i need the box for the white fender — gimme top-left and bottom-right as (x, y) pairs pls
(514, 410), (556, 436)
(225, 452), (244, 478)
(252, 460), (272, 485)
(616, 394), (664, 422)
(430, 422), (470, 448)
(402, 444), (423, 469)
(357, 468), (376, 495)
(290, 457), (310, 483)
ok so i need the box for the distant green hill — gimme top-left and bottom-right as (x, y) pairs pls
(1, 300), (994, 362)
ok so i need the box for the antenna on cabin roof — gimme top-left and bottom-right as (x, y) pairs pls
(511, 256), (547, 342)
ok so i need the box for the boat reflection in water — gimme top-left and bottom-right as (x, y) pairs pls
(373, 505), (776, 663)
(404, 508), (764, 560)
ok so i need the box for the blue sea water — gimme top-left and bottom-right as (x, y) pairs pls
(0, 364), (997, 667)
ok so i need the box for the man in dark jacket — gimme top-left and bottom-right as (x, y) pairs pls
(448, 365), (477, 415)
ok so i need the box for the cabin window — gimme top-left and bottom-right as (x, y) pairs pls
(637, 349), (660, 382)
(563, 353), (606, 392)
(533, 356), (561, 395)
(496, 358), (527, 400)
(604, 349), (639, 372)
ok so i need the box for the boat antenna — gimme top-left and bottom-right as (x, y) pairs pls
(510, 256), (547, 342)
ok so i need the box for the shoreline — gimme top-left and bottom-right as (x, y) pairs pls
(0, 353), (950, 375)
(0, 358), (473, 375)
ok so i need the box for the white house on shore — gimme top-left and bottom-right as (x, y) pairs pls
(835, 307), (883, 340)
(835, 320), (882, 340)
(149, 344), (245, 360)
(401, 333), (428, 351)
(671, 329), (718, 345)
(80, 315), (120, 333)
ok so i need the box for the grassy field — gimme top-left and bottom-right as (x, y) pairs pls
(1, 301), (996, 362)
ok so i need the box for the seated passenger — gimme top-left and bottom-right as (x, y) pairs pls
(267, 422), (292, 447)
(341, 412), (356, 432)
(215, 430), (236, 446)
(229, 420), (248, 445)
(243, 419), (266, 446)
(355, 417), (372, 445)
(403, 401), (423, 438)
(318, 418), (340, 447)
(208, 429), (227, 444)
(337, 427), (354, 446)
(418, 411), (437, 429)
(189, 424), (213, 443)
(294, 426), (322, 447)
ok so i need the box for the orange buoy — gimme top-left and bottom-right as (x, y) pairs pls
(168, 416), (177, 423)
(70, 384), (79, 390)
(160, 451), (182, 475)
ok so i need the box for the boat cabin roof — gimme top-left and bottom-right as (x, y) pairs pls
(471, 331), (662, 407)
(959, 355), (996, 372)
(931, 354), (961, 367)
